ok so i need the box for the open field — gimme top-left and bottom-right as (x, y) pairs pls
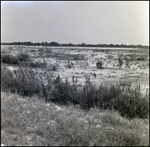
(1, 45), (149, 146)
(1, 45), (149, 95)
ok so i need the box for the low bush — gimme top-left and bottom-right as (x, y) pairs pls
(1, 65), (43, 97)
(50, 75), (77, 104)
(66, 61), (74, 68)
(136, 56), (147, 61)
(77, 84), (97, 109)
(96, 85), (123, 110)
(1, 52), (30, 64)
(16, 52), (30, 61)
(108, 54), (113, 59)
(48, 64), (57, 71)
(118, 57), (123, 69)
(113, 90), (149, 119)
(28, 61), (47, 68)
(44, 48), (53, 53)
(96, 60), (103, 69)
(1, 54), (19, 64)
(30, 49), (35, 52)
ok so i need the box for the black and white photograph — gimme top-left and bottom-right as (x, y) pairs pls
(1, 1), (149, 146)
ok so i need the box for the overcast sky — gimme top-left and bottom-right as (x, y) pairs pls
(1, 1), (149, 45)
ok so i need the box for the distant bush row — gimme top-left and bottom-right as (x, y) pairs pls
(1, 65), (149, 119)
(1, 53), (49, 69)
(1, 42), (149, 49)
(1, 53), (74, 70)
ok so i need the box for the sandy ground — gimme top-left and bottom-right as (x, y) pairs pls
(2, 45), (149, 95)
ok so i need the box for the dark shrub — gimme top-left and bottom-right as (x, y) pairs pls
(1, 65), (43, 97)
(113, 90), (149, 119)
(17, 52), (29, 61)
(78, 84), (97, 109)
(136, 56), (146, 61)
(96, 60), (103, 69)
(48, 64), (57, 71)
(118, 57), (123, 69)
(30, 49), (35, 52)
(66, 61), (74, 68)
(1, 52), (30, 64)
(51, 75), (76, 104)
(1, 54), (19, 64)
(1, 66), (17, 92)
(97, 85), (122, 110)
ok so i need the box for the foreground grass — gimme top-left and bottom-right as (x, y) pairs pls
(1, 91), (149, 146)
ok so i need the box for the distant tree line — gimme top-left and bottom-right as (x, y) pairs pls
(1, 41), (149, 49)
